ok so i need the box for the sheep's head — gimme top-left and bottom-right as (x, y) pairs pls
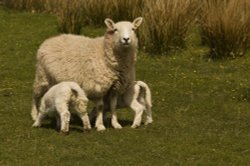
(104, 17), (143, 50)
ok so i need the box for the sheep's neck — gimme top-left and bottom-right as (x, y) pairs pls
(104, 33), (136, 93)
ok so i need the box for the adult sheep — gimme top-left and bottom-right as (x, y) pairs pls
(31, 17), (143, 131)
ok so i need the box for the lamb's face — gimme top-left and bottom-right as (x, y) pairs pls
(105, 17), (143, 49)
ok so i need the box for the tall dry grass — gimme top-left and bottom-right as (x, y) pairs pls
(81, 0), (143, 26)
(2, 0), (199, 53)
(200, 0), (250, 59)
(56, 0), (84, 34)
(139, 0), (199, 54)
(3, 0), (46, 12)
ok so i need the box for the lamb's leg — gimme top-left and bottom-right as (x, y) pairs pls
(75, 99), (91, 131)
(138, 96), (153, 125)
(94, 99), (106, 131)
(144, 106), (153, 125)
(110, 93), (122, 129)
(55, 113), (61, 130)
(130, 101), (144, 128)
(57, 104), (71, 134)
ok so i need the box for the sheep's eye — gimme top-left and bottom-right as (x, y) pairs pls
(132, 28), (136, 31)
(113, 28), (118, 32)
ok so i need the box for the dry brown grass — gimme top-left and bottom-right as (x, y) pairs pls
(200, 0), (250, 59)
(56, 0), (84, 34)
(139, 0), (199, 54)
(4, 0), (249, 56)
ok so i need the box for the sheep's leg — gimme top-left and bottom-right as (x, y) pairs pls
(130, 101), (144, 128)
(32, 112), (46, 127)
(94, 99), (106, 131)
(32, 101), (47, 127)
(110, 93), (122, 129)
(31, 70), (50, 121)
(31, 98), (39, 121)
(89, 107), (97, 124)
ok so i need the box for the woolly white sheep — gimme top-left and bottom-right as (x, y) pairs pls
(31, 17), (143, 131)
(90, 81), (153, 128)
(32, 81), (91, 134)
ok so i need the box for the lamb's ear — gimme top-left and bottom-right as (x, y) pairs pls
(133, 17), (143, 29)
(104, 18), (115, 30)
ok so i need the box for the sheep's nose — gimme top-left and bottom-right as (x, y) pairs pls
(123, 37), (130, 43)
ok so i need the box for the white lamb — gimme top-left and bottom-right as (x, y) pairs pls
(32, 82), (91, 134)
(31, 17), (143, 131)
(91, 81), (153, 127)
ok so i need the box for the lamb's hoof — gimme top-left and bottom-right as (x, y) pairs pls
(145, 119), (153, 125)
(32, 123), (41, 128)
(60, 131), (69, 135)
(131, 124), (140, 129)
(96, 125), (106, 131)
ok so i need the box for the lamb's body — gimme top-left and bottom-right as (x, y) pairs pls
(117, 81), (153, 126)
(91, 81), (153, 127)
(32, 82), (91, 133)
(31, 18), (143, 131)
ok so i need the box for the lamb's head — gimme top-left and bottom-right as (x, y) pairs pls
(104, 17), (143, 50)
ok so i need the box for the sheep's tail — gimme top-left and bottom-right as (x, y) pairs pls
(136, 81), (152, 107)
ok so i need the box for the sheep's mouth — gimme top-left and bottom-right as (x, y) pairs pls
(122, 42), (131, 47)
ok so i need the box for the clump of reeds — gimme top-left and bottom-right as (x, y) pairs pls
(200, 0), (250, 59)
(56, 0), (84, 34)
(139, 0), (199, 54)
(3, 0), (46, 12)
(80, 0), (143, 26)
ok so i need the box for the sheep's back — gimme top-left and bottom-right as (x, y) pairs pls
(37, 34), (116, 99)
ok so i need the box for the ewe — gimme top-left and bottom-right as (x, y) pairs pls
(32, 82), (91, 134)
(31, 17), (143, 131)
(91, 81), (153, 128)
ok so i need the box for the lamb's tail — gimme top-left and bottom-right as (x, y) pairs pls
(70, 83), (88, 103)
(136, 81), (152, 107)
(136, 81), (153, 125)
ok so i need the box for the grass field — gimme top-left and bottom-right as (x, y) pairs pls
(0, 7), (250, 165)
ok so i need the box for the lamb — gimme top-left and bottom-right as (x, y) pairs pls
(32, 81), (91, 134)
(31, 17), (143, 131)
(90, 81), (153, 128)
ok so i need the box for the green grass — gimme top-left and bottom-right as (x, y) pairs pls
(0, 7), (250, 165)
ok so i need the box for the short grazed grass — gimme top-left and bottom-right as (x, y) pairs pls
(0, 7), (250, 165)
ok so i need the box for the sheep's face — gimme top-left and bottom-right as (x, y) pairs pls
(105, 17), (143, 49)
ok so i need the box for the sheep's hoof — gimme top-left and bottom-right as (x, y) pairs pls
(96, 125), (106, 131)
(84, 128), (91, 133)
(113, 124), (122, 129)
(60, 131), (69, 135)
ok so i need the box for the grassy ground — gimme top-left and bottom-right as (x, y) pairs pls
(0, 7), (250, 165)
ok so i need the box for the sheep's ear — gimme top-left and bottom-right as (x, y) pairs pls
(104, 18), (115, 30)
(133, 17), (143, 29)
